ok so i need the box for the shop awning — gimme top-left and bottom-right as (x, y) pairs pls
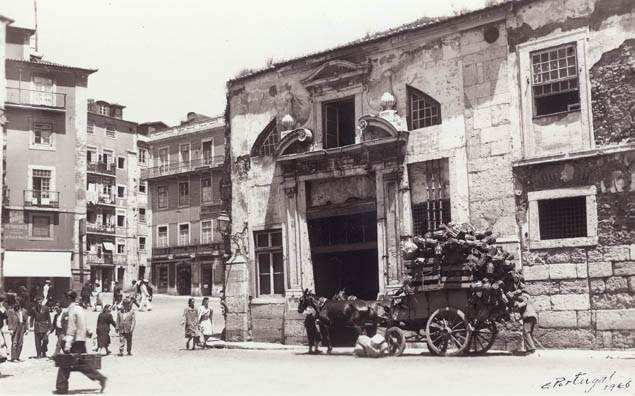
(102, 242), (114, 251)
(3, 251), (72, 277)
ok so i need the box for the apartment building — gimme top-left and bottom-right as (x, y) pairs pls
(0, 14), (12, 281)
(224, 0), (634, 348)
(139, 113), (226, 296)
(1, 23), (95, 299)
(85, 99), (149, 291)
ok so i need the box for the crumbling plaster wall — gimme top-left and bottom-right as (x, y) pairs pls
(506, 0), (635, 158)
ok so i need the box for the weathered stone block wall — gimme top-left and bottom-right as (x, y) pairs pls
(514, 152), (635, 348)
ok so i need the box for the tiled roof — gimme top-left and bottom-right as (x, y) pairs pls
(228, 0), (532, 84)
(7, 58), (98, 74)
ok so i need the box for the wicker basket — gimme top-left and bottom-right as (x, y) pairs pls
(53, 353), (102, 371)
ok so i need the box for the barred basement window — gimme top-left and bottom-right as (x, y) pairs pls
(251, 118), (279, 157)
(254, 229), (284, 296)
(538, 196), (587, 240)
(407, 86), (441, 130)
(409, 158), (451, 236)
(531, 43), (580, 116)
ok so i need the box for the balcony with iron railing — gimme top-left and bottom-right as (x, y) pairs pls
(87, 162), (116, 176)
(85, 253), (127, 266)
(140, 156), (225, 180)
(23, 190), (60, 208)
(86, 223), (115, 235)
(6, 87), (66, 110)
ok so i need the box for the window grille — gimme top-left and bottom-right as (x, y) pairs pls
(538, 196), (587, 240)
(407, 86), (441, 129)
(409, 158), (451, 236)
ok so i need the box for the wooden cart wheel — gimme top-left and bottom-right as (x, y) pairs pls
(426, 307), (470, 356)
(467, 320), (497, 355)
(385, 327), (406, 356)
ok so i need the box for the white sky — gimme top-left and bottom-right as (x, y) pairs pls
(2, 0), (487, 126)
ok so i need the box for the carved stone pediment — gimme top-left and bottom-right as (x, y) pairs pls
(275, 128), (314, 157)
(358, 113), (406, 142)
(302, 60), (370, 92)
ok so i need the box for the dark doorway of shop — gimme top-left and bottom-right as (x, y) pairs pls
(177, 263), (192, 295)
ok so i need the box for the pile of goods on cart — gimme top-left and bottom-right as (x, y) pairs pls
(400, 222), (527, 323)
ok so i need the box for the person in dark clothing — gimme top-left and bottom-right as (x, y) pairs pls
(17, 286), (30, 313)
(95, 305), (117, 355)
(51, 303), (65, 356)
(112, 282), (123, 310)
(54, 290), (106, 395)
(80, 282), (93, 309)
(7, 300), (29, 362)
(30, 297), (52, 358)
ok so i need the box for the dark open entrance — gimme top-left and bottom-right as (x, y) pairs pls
(177, 262), (192, 295)
(308, 211), (379, 345)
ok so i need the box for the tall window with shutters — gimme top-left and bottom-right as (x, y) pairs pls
(322, 97), (355, 149)
(409, 159), (451, 236)
(254, 229), (284, 296)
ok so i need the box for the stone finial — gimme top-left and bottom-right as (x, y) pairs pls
(281, 114), (295, 130)
(380, 92), (396, 111)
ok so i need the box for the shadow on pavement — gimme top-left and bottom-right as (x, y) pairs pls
(59, 389), (100, 395)
(0, 373), (13, 379)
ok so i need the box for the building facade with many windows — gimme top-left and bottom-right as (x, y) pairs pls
(85, 99), (149, 291)
(140, 113), (226, 296)
(224, 0), (634, 347)
(1, 23), (96, 298)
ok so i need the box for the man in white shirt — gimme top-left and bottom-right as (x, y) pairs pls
(54, 291), (107, 394)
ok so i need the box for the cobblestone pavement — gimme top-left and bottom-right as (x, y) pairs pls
(1, 295), (633, 396)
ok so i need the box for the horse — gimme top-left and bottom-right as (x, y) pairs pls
(297, 289), (382, 354)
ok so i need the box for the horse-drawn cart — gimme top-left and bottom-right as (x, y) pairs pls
(299, 223), (524, 357)
(382, 283), (498, 357)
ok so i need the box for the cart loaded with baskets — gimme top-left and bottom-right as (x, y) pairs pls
(381, 223), (527, 356)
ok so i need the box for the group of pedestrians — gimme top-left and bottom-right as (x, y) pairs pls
(182, 297), (214, 350)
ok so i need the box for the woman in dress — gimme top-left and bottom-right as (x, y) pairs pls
(198, 297), (214, 347)
(95, 305), (117, 355)
(182, 298), (201, 350)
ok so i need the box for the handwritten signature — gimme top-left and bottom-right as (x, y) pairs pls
(542, 371), (631, 393)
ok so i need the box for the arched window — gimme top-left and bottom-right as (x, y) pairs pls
(251, 118), (279, 157)
(406, 86), (441, 130)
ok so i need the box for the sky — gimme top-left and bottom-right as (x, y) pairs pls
(2, 0), (489, 126)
